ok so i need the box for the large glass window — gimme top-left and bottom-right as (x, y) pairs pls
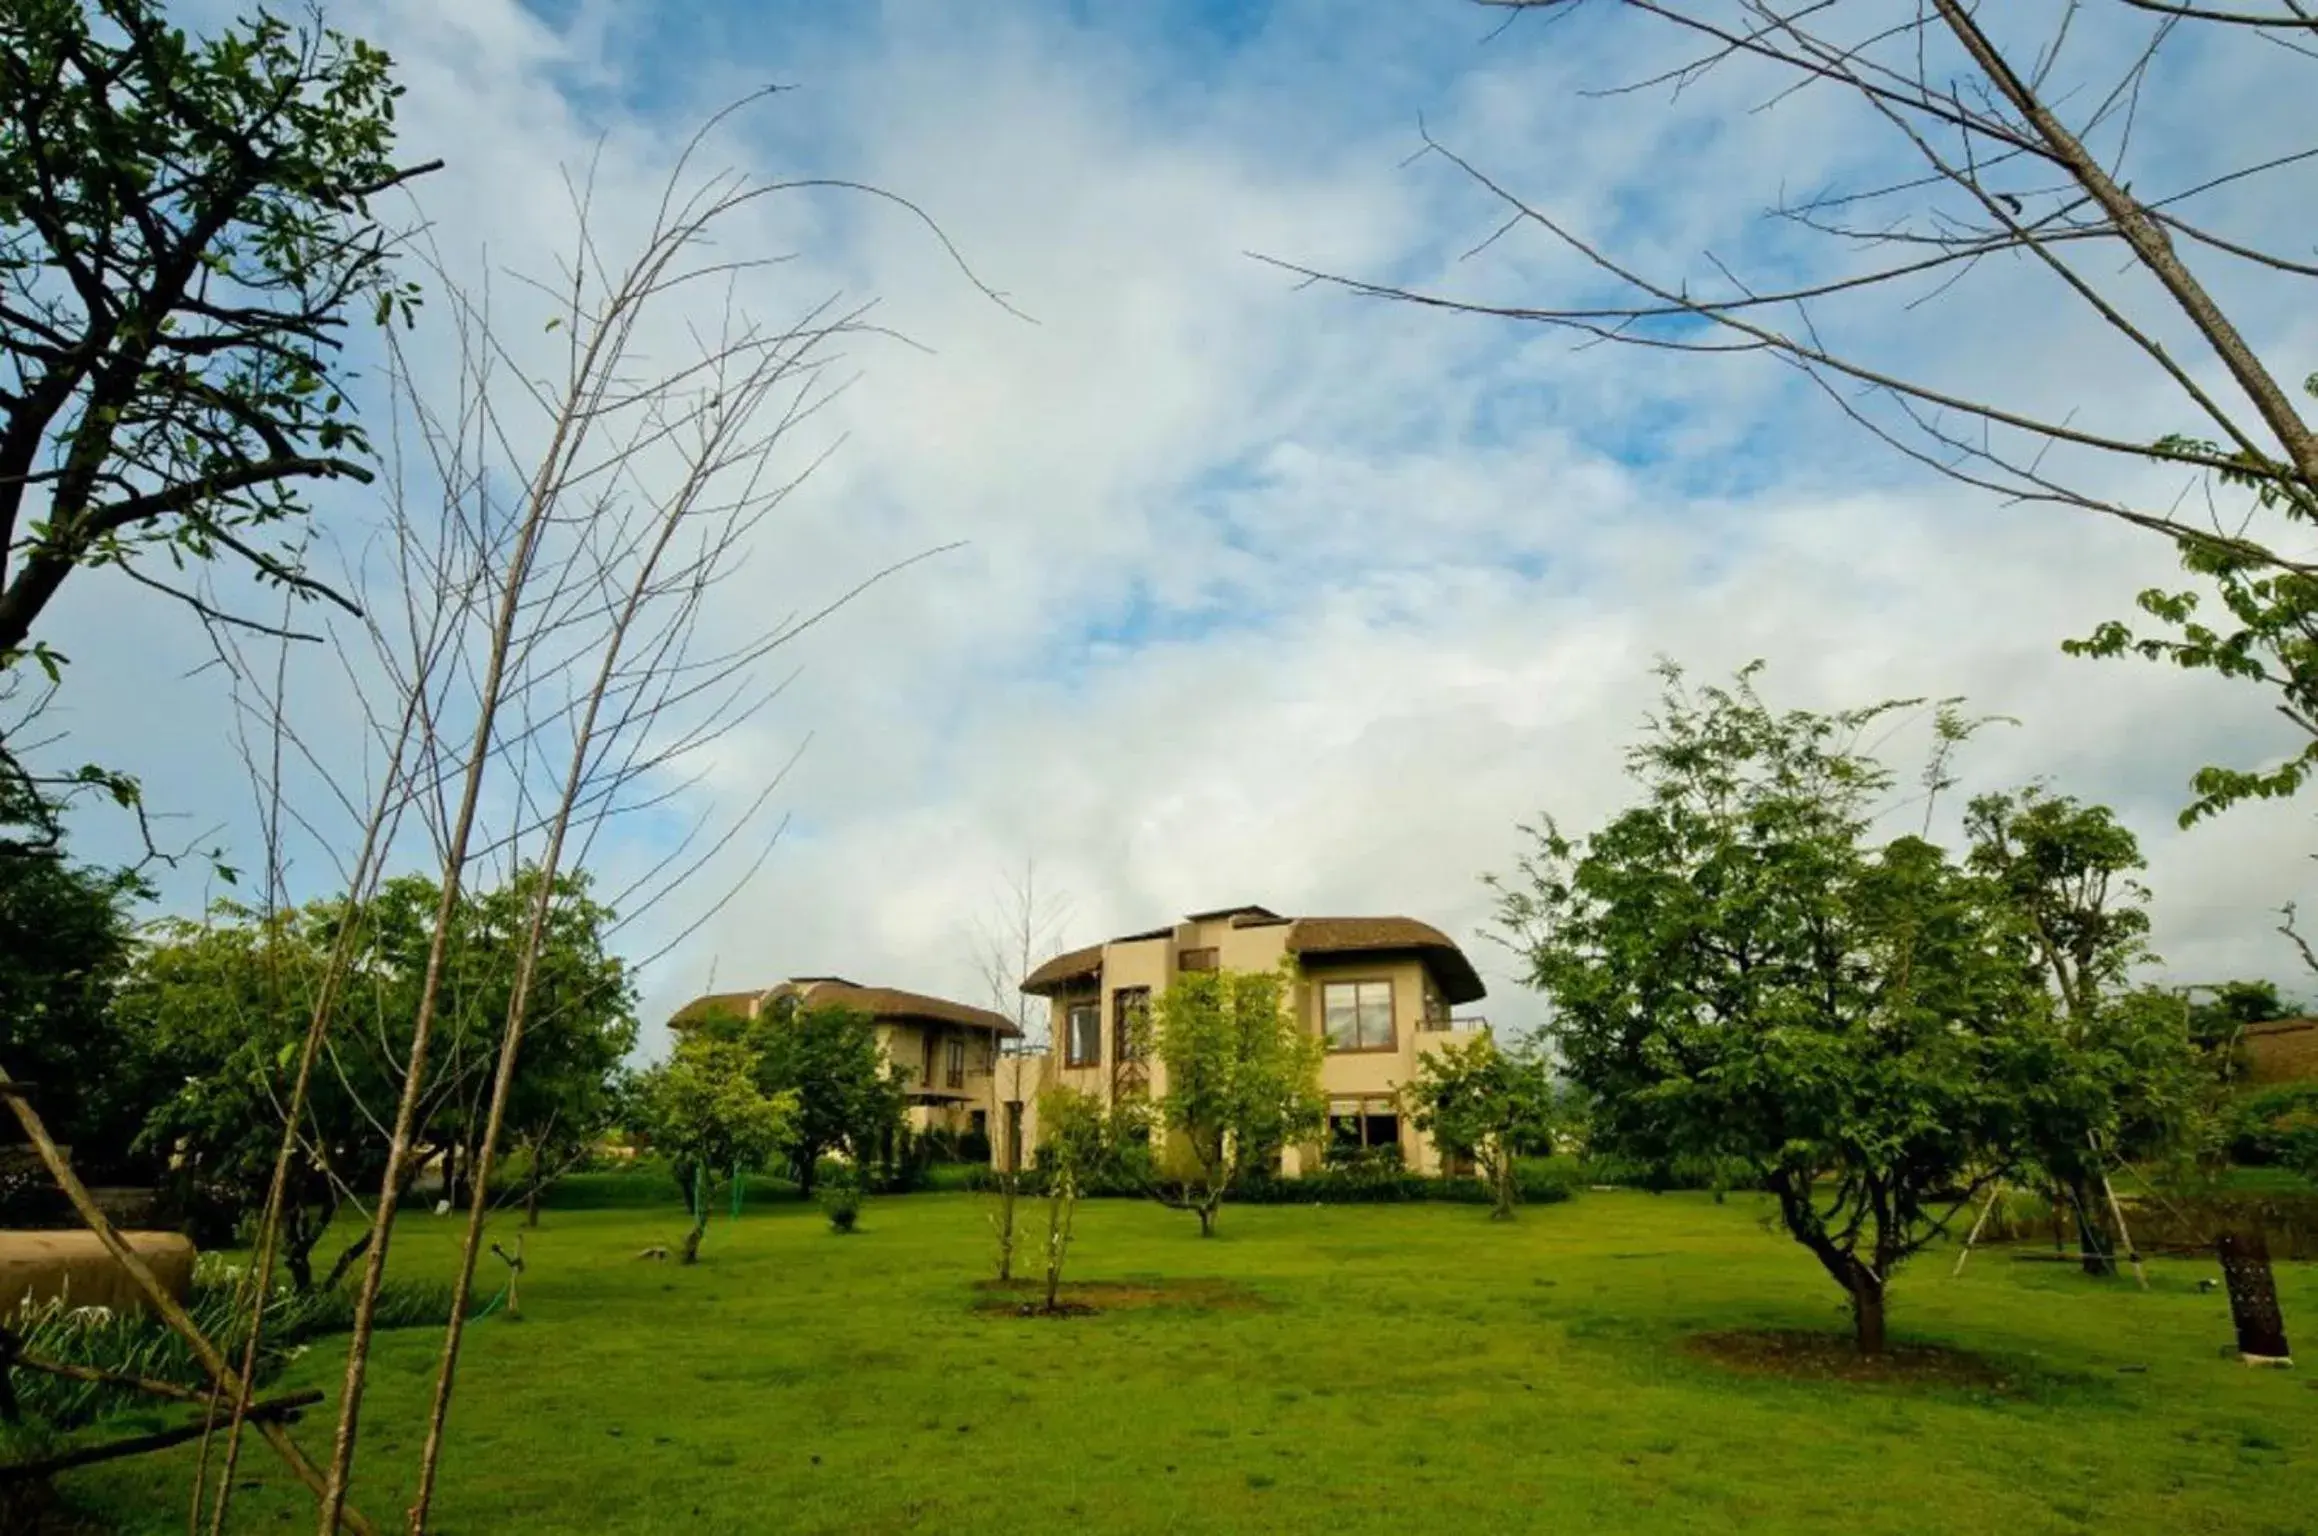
(1327, 1096), (1403, 1163)
(1065, 1003), (1101, 1067)
(1322, 980), (1395, 1052)
(945, 1037), (966, 1089)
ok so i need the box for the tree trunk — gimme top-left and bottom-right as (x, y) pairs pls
(525, 1167), (543, 1228)
(995, 1178), (1017, 1283)
(679, 1209), (706, 1266)
(1491, 1155), (1516, 1222)
(797, 1145), (818, 1200)
(1851, 1272), (1887, 1355)
(440, 1141), (458, 1210)
(1197, 1203), (1217, 1238)
(2068, 1176), (2118, 1277)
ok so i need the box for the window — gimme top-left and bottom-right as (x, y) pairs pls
(1327, 1096), (1402, 1162)
(978, 1036), (998, 1073)
(945, 1037), (966, 1089)
(922, 1030), (939, 1086)
(1065, 1003), (1102, 1067)
(1322, 980), (1395, 1052)
(1178, 946), (1219, 972)
(1114, 987), (1151, 1062)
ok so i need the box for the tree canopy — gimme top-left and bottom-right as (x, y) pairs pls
(1494, 663), (2053, 1351)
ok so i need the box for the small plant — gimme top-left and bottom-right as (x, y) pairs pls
(821, 1181), (864, 1234)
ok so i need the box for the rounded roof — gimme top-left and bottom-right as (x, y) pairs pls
(1020, 909), (1487, 1006)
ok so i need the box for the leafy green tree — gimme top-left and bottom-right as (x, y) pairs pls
(1964, 786), (2206, 1272)
(1404, 1034), (1561, 1221)
(1134, 963), (1325, 1238)
(632, 1038), (795, 1264)
(1494, 664), (2048, 1352)
(1032, 1085), (1111, 1312)
(2188, 980), (2300, 1059)
(119, 866), (636, 1283)
(0, 0), (429, 673)
(0, 802), (149, 1177)
(746, 999), (906, 1198)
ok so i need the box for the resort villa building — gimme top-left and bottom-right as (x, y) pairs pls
(667, 978), (1022, 1139)
(1006, 904), (1491, 1176)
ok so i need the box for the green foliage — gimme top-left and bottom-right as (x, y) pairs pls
(1404, 1033), (1566, 1219)
(744, 1000), (907, 1196)
(0, 0), (424, 682)
(1494, 662), (2050, 1348)
(632, 1035), (797, 1264)
(2062, 378), (2318, 825)
(1137, 962), (1326, 1236)
(118, 867), (638, 1282)
(2234, 1083), (2318, 1182)
(0, 808), (150, 1176)
(820, 1179), (864, 1234)
(2187, 979), (2300, 1053)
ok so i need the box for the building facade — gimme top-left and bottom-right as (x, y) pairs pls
(668, 978), (1021, 1139)
(1008, 904), (1490, 1175)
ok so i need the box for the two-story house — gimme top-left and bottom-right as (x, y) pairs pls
(1009, 904), (1489, 1175)
(668, 978), (1021, 1140)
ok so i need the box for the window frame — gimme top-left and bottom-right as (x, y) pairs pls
(1064, 1002), (1102, 1068)
(945, 1036), (967, 1089)
(1178, 946), (1219, 973)
(1320, 978), (1397, 1054)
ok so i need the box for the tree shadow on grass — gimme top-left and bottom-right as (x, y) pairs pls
(1684, 1329), (2018, 1391)
(969, 1277), (1265, 1319)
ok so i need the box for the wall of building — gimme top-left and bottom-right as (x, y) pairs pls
(1020, 922), (1485, 1177)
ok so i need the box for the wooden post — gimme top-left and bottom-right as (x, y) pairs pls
(1952, 1181), (2005, 1278)
(2098, 1168), (2149, 1291)
(2216, 1229), (2293, 1365)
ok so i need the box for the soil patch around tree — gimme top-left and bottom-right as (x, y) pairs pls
(1684, 1328), (2017, 1391)
(971, 1277), (1265, 1319)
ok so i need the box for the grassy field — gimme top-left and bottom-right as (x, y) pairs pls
(56, 1187), (2318, 1535)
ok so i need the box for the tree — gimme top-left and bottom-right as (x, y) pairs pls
(748, 998), (907, 1198)
(2188, 979), (2301, 1069)
(632, 1037), (795, 1265)
(970, 857), (1071, 1281)
(0, 798), (148, 1177)
(1032, 1085), (1110, 1313)
(1964, 785), (2201, 1273)
(0, 1), (436, 855)
(1136, 963), (1325, 1238)
(1275, 4), (2318, 582)
(1494, 663), (2048, 1352)
(1404, 1033), (1561, 1220)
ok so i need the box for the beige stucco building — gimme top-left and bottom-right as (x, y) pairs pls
(1004, 904), (1490, 1176)
(668, 978), (1021, 1138)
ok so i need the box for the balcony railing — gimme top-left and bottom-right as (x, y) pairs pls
(1418, 1014), (1489, 1035)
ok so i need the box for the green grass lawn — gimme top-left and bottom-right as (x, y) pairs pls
(56, 1190), (2318, 1535)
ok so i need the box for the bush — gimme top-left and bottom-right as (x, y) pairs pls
(820, 1182), (863, 1233)
(966, 1160), (1575, 1208)
(2233, 1085), (2318, 1179)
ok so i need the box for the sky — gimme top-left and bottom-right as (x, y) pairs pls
(37, 0), (2318, 1057)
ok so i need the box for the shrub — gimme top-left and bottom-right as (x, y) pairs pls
(2233, 1085), (2318, 1180)
(821, 1182), (863, 1234)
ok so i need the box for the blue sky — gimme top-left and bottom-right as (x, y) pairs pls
(39, 0), (2318, 1053)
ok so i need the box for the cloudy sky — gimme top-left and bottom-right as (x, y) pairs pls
(41, 0), (2318, 1055)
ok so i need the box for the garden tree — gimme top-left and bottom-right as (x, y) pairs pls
(2187, 979), (2301, 1067)
(748, 996), (908, 1198)
(0, 0), (434, 846)
(1032, 1084), (1110, 1313)
(1404, 1033), (1561, 1221)
(631, 1037), (796, 1265)
(1964, 786), (2191, 1273)
(1494, 663), (2050, 1353)
(1133, 962), (1326, 1238)
(0, 795), (151, 1178)
(970, 857), (1071, 1281)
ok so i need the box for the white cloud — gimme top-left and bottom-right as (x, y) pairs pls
(37, 0), (2318, 1060)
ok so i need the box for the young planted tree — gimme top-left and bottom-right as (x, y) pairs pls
(633, 1038), (796, 1265)
(1405, 1034), (1560, 1220)
(1032, 1085), (1110, 1313)
(970, 857), (1071, 1280)
(750, 998), (908, 1197)
(1494, 663), (2048, 1352)
(1136, 963), (1326, 1238)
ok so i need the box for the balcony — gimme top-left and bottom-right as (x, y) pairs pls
(1418, 1014), (1488, 1036)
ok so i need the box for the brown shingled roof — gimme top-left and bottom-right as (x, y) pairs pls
(778, 980), (1022, 1038)
(1019, 912), (1486, 1005)
(1020, 943), (1104, 997)
(666, 990), (763, 1032)
(1289, 917), (1486, 1005)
